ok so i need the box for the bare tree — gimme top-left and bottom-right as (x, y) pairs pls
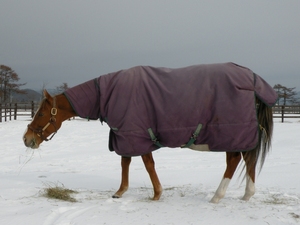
(273, 84), (299, 105)
(0, 65), (26, 103)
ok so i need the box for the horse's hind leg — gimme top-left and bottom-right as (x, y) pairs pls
(241, 152), (256, 201)
(210, 152), (242, 203)
(113, 156), (132, 198)
(141, 152), (163, 200)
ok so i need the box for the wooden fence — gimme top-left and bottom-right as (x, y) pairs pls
(0, 102), (37, 122)
(272, 105), (300, 123)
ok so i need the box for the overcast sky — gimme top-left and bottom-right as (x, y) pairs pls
(1, 1), (299, 91)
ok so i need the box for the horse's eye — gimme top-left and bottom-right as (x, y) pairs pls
(38, 112), (44, 117)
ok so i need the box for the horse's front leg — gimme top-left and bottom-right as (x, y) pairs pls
(141, 152), (163, 200)
(113, 156), (131, 198)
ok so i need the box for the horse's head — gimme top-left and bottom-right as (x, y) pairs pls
(23, 90), (67, 149)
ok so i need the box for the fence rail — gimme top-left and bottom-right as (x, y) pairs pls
(0, 102), (37, 122)
(1, 102), (300, 123)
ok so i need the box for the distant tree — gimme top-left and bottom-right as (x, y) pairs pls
(273, 84), (299, 105)
(40, 82), (49, 98)
(0, 65), (26, 103)
(56, 82), (69, 94)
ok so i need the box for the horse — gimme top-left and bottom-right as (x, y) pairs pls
(23, 63), (277, 203)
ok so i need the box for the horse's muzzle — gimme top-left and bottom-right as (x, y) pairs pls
(23, 136), (39, 149)
(23, 128), (40, 149)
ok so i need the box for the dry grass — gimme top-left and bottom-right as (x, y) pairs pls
(43, 183), (78, 202)
(290, 213), (300, 219)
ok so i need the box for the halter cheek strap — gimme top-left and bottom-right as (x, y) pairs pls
(28, 97), (58, 141)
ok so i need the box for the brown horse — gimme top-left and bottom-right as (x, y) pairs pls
(23, 63), (276, 203)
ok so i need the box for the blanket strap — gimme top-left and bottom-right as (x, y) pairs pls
(148, 128), (164, 148)
(181, 124), (203, 148)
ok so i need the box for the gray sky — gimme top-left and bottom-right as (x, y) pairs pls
(1, 0), (299, 91)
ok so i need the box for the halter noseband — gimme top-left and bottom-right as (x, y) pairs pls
(27, 97), (58, 142)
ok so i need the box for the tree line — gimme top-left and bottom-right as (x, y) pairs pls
(0, 65), (70, 103)
(0, 65), (26, 103)
(1, 64), (299, 105)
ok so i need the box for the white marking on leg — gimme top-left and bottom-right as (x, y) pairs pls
(210, 178), (231, 203)
(242, 175), (255, 201)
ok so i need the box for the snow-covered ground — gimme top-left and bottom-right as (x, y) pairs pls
(0, 116), (299, 224)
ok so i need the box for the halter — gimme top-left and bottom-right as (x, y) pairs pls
(27, 97), (58, 141)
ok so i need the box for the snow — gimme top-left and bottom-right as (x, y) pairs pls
(1, 116), (300, 224)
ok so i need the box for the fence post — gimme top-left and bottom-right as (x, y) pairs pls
(14, 103), (17, 120)
(281, 105), (284, 123)
(0, 104), (2, 122)
(9, 103), (12, 120)
(31, 101), (35, 118)
(4, 104), (6, 121)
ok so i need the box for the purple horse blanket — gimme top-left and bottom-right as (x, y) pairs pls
(64, 63), (277, 157)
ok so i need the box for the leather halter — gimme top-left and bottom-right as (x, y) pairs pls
(27, 97), (58, 141)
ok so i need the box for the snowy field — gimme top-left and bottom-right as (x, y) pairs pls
(0, 116), (299, 225)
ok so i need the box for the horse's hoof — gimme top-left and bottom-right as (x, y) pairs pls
(210, 197), (220, 204)
(152, 193), (162, 200)
(241, 196), (251, 201)
(112, 195), (120, 199)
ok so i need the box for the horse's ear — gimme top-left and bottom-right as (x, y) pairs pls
(43, 89), (52, 101)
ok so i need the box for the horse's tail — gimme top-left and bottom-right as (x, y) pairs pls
(243, 97), (274, 173)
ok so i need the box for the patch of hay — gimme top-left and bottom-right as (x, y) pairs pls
(290, 213), (300, 219)
(44, 184), (78, 202)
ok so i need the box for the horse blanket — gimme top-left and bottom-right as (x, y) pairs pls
(64, 62), (278, 157)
